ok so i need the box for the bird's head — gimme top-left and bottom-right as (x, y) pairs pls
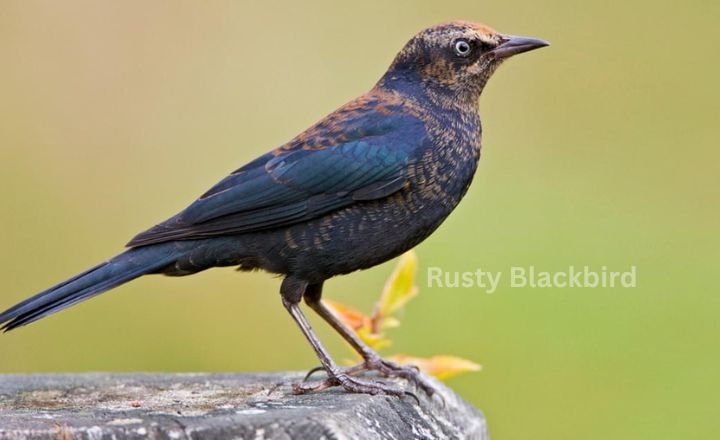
(381, 21), (548, 105)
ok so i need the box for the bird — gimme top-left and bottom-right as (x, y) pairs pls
(0, 21), (547, 397)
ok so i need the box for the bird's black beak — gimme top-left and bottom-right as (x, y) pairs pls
(492, 35), (549, 59)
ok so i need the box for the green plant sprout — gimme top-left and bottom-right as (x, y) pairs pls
(326, 251), (481, 380)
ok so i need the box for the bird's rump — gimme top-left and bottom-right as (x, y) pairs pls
(127, 108), (427, 247)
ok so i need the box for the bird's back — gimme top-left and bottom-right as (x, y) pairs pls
(130, 85), (482, 282)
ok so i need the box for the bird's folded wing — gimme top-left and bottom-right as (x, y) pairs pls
(127, 114), (426, 247)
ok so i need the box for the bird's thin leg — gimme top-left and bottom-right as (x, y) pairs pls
(280, 277), (413, 398)
(303, 283), (437, 396)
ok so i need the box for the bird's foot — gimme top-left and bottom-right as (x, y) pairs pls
(293, 370), (418, 402)
(303, 355), (438, 397)
(357, 355), (438, 397)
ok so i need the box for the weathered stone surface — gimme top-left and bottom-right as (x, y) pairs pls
(0, 373), (487, 439)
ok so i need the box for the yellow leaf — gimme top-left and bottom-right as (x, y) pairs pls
(324, 300), (391, 352)
(380, 316), (401, 330)
(356, 326), (392, 351)
(324, 300), (369, 331)
(375, 251), (419, 319)
(387, 354), (482, 381)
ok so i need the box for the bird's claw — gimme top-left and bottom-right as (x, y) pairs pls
(303, 365), (327, 382)
(294, 371), (418, 403)
(301, 356), (438, 398)
(354, 356), (438, 397)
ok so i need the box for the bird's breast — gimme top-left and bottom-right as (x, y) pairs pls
(411, 108), (482, 211)
(269, 102), (483, 280)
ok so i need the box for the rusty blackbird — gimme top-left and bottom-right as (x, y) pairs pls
(0, 21), (547, 396)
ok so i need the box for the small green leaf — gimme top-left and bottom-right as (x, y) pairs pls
(357, 327), (392, 351)
(375, 251), (419, 320)
(380, 316), (401, 330)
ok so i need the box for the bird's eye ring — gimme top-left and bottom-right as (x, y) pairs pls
(453, 39), (472, 57)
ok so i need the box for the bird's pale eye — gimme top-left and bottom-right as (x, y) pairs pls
(453, 39), (472, 57)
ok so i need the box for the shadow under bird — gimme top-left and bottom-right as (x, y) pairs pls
(0, 21), (547, 396)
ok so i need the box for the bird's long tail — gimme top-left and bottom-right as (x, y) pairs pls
(0, 244), (180, 332)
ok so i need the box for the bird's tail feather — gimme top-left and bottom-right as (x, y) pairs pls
(0, 244), (179, 332)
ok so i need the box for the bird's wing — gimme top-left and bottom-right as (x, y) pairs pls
(127, 110), (427, 247)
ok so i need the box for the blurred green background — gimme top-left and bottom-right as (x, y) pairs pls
(1, 1), (717, 438)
